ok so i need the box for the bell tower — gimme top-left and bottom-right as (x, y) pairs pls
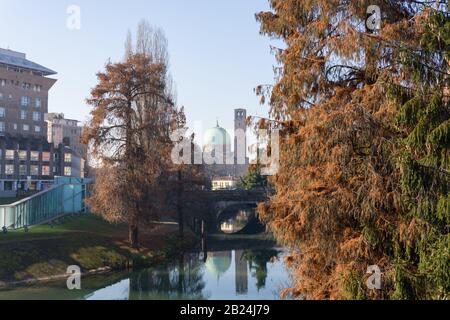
(234, 109), (247, 176)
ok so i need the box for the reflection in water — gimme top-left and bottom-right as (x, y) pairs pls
(85, 248), (287, 300)
(127, 253), (206, 300)
(244, 249), (280, 291)
(220, 209), (253, 234)
(0, 247), (290, 300)
(235, 250), (248, 295)
(205, 251), (232, 279)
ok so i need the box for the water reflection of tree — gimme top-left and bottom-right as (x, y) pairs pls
(128, 253), (206, 300)
(243, 249), (279, 291)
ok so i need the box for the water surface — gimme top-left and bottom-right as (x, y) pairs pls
(0, 245), (291, 300)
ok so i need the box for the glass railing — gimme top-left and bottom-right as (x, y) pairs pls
(0, 177), (91, 230)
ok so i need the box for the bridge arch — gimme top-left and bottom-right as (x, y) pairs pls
(212, 202), (263, 235)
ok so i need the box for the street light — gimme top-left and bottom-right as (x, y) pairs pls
(15, 146), (20, 198)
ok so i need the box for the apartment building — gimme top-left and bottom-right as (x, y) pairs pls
(0, 48), (58, 196)
(0, 48), (56, 138)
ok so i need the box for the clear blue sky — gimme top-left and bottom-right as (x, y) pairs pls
(0, 0), (276, 136)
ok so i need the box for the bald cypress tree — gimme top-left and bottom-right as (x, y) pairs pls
(255, 0), (449, 299)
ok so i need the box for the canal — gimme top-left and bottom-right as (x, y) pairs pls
(0, 209), (292, 300)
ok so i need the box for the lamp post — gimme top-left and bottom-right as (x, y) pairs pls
(15, 146), (20, 198)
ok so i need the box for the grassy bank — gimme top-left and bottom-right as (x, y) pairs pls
(0, 215), (196, 285)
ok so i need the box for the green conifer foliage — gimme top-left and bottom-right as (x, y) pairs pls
(389, 10), (449, 299)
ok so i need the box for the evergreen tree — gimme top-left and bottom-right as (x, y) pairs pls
(388, 10), (449, 299)
(240, 164), (268, 190)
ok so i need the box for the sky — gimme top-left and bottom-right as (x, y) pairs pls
(0, 0), (277, 141)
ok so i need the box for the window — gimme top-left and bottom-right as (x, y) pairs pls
(23, 124), (30, 131)
(0, 107), (5, 117)
(21, 96), (29, 107)
(0, 122), (4, 133)
(8, 94), (12, 100)
(5, 150), (14, 160)
(64, 153), (72, 163)
(30, 151), (39, 161)
(35, 98), (41, 108)
(22, 82), (31, 90)
(18, 150), (27, 161)
(4, 181), (12, 191)
(33, 85), (42, 92)
(19, 165), (27, 176)
(30, 165), (39, 176)
(13, 123), (17, 130)
(5, 165), (14, 175)
(32, 112), (41, 121)
(0, 93), (3, 99)
(20, 110), (27, 120)
(42, 152), (51, 162)
(0, 79), (5, 87)
(35, 126), (41, 133)
(64, 166), (72, 176)
(42, 165), (50, 176)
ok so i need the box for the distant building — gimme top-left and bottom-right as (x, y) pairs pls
(202, 109), (249, 178)
(45, 113), (86, 158)
(211, 176), (238, 191)
(233, 109), (248, 177)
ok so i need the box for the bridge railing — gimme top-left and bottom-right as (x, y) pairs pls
(0, 177), (91, 230)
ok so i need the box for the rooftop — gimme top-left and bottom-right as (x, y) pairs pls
(0, 48), (57, 76)
(45, 113), (80, 123)
(212, 176), (238, 181)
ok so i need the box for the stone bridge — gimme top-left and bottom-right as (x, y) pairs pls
(202, 190), (268, 233)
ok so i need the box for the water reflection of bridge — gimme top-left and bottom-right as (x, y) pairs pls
(202, 190), (268, 235)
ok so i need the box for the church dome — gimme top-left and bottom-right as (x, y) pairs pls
(204, 122), (231, 146)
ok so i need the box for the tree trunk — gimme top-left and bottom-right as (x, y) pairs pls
(177, 170), (184, 239)
(201, 219), (207, 263)
(177, 253), (185, 297)
(129, 224), (139, 249)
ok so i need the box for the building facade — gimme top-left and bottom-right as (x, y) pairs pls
(45, 113), (85, 157)
(0, 48), (84, 197)
(211, 176), (238, 191)
(0, 136), (55, 195)
(54, 145), (85, 179)
(0, 48), (56, 139)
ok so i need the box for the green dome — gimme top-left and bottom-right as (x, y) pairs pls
(204, 122), (231, 146)
(205, 251), (232, 277)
